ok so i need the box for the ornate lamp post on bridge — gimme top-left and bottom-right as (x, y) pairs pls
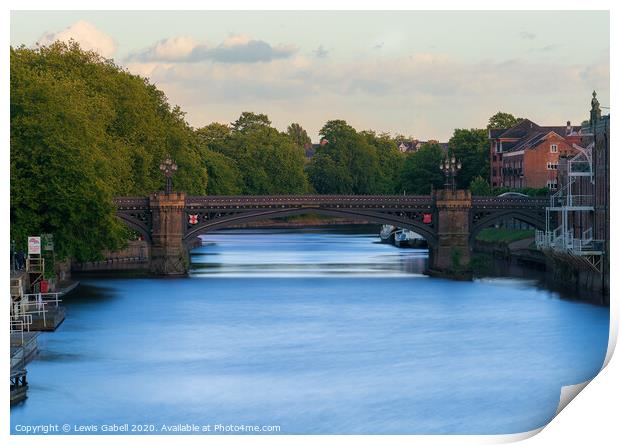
(150, 155), (186, 276)
(159, 155), (178, 194)
(440, 155), (461, 192)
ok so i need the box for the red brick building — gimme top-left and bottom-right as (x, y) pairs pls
(489, 119), (582, 189)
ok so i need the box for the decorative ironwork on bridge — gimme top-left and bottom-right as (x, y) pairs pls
(159, 155), (178, 194)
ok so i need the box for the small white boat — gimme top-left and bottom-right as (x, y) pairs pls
(394, 229), (425, 248)
(394, 229), (410, 247)
(379, 225), (396, 242)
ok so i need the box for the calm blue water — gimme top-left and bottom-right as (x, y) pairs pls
(11, 228), (609, 435)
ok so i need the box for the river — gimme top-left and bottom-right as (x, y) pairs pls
(10, 227), (610, 435)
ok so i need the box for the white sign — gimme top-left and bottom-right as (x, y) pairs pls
(28, 236), (41, 255)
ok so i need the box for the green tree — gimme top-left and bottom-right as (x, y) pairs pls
(286, 123), (311, 147)
(11, 44), (126, 260)
(469, 175), (492, 196)
(200, 149), (244, 195)
(399, 143), (445, 194)
(231, 112), (271, 133)
(360, 130), (404, 194)
(195, 122), (231, 148)
(448, 128), (489, 189)
(487, 112), (522, 130)
(309, 120), (382, 194)
(210, 113), (309, 195)
(195, 123), (242, 194)
(307, 153), (352, 194)
(11, 41), (208, 260)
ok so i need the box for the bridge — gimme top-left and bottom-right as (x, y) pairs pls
(114, 190), (547, 276)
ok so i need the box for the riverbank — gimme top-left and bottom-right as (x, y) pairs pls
(472, 231), (608, 306)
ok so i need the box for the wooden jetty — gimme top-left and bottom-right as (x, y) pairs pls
(10, 370), (28, 406)
(11, 331), (39, 370)
(15, 292), (66, 331)
(9, 267), (78, 407)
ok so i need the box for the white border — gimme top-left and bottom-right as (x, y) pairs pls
(2, 2), (616, 444)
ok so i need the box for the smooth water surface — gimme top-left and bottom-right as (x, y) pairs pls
(11, 228), (609, 434)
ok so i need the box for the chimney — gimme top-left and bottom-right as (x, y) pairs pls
(566, 120), (572, 135)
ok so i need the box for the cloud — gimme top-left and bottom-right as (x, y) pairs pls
(198, 35), (296, 63)
(126, 49), (609, 106)
(36, 20), (117, 58)
(130, 34), (297, 64)
(519, 31), (537, 40)
(530, 43), (563, 53)
(373, 42), (384, 50)
(124, 44), (608, 140)
(140, 36), (198, 61)
(313, 45), (328, 58)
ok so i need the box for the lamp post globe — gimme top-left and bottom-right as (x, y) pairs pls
(159, 155), (178, 194)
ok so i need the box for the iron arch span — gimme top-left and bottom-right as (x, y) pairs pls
(469, 209), (546, 244)
(116, 213), (153, 245)
(182, 206), (438, 251)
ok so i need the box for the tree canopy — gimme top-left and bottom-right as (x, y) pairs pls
(307, 120), (401, 195)
(286, 123), (311, 147)
(487, 111), (522, 130)
(196, 113), (309, 195)
(231, 112), (271, 132)
(448, 128), (489, 189)
(399, 143), (445, 194)
(11, 42), (208, 260)
(469, 176), (492, 196)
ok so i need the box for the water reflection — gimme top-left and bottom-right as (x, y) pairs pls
(191, 228), (428, 277)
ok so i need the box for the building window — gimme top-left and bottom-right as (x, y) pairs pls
(547, 162), (558, 170)
(547, 180), (558, 190)
(550, 144), (558, 153)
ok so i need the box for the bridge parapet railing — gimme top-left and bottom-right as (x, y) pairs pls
(472, 197), (547, 208)
(186, 195), (434, 207)
(113, 197), (150, 208)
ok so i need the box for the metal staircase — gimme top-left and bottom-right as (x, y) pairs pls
(535, 142), (603, 272)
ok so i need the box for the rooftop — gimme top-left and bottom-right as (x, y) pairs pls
(490, 119), (582, 153)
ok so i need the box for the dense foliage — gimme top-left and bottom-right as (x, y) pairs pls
(399, 143), (445, 194)
(286, 123), (311, 148)
(307, 121), (404, 194)
(469, 176), (492, 196)
(11, 42), (208, 260)
(196, 112), (309, 195)
(447, 128), (489, 189)
(487, 111), (523, 130)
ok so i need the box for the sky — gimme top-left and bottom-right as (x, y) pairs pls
(10, 10), (610, 142)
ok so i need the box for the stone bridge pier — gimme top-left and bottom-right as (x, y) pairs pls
(149, 192), (188, 276)
(429, 189), (472, 275)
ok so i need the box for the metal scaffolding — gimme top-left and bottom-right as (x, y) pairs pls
(535, 136), (604, 272)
